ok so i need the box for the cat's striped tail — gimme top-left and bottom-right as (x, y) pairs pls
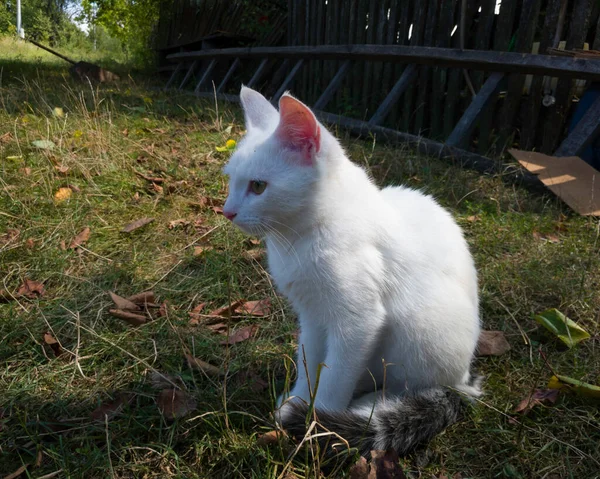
(280, 388), (464, 457)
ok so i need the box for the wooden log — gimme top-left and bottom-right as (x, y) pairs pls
(167, 45), (600, 81)
(314, 59), (351, 110)
(446, 72), (505, 148)
(368, 64), (418, 126)
(554, 94), (600, 156)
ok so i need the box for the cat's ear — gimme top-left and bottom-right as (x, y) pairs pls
(240, 85), (278, 131)
(276, 93), (321, 165)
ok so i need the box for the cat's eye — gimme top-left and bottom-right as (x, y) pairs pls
(249, 180), (267, 195)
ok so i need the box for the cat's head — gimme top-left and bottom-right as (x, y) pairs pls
(222, 86), (333, 236)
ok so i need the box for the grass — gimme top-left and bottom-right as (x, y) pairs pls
(1, 41), (599, 478)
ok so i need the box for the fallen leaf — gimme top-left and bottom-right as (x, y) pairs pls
(476, 330), (510, 356)
(548, 375), (600, 399)
(126, 291), (156, 304)
(54, 187), (73, 202)
(208, 299), (245, 318)
(243, 248), (265, 261)
(59, 240), (67, 250)
(64, 183), (81, 193)
(514, 389), (559, 414)
(369, 450), (406, 478)
(109, 309), (147, 326)
(109, 292), (141, 311)
(148, 371), (182, 390)
(25, 238), (35, 248)
(206, 322), (228, 334)
(132, 192), (140, 202)
(248, 238), (261, 246)
(17, 279), (45, 299)
(220, 325), (258, 345)
(235, 299), (271, 317)
(55, 164), (70, 175)
(1, 228), (20, 245)
(188, 302), (208, 324)
(157, 388), (196, 420)
(236, 370), (269, 392)
(193, 245), (214, 256)
(158, 302), (168, 317)
(43, 332), (63, 357)
(69, 227), (91, 249)
(122, 128), (129, 136)
(534, 308), (590, 348)
(135, 171), (164, 183)
(90, 392), (133, 422)
(211, 206), (223, 215)
(193, 217), (205, 228)
(122, 217), (154, 233)
(532, 231), (560, 243)
(0, 132), (13, 143)
(53, 107), (64, 118)
(168, 219), (190, 230)
(20, 167), (32, 176)
(185, 354), (224, 376)
(466, 215), (480, 222)
(4, 464), (28, 479)
(349, 456), (369, 479)
(32, 139), (56, 150)
(257, 430), (286, 446)
(152, 183), (164, 194)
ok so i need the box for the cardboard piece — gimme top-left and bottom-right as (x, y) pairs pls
(509, 149), (600, 216)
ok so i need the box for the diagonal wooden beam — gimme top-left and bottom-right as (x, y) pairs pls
(164, 62), (184, 90)
(313, 60), (351, 110)
(368, 64), (418, 125)
(446, 72), (505, 148)
(217, 58), (241, 93)
(178, 60), (198, 90)
(555, 94), (600, 157)
(272, 59), (304, 104)
(247, 58), (269, 88)
(194, 59), (217, 94)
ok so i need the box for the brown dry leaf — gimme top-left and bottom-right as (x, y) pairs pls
(1, 228), (20, 245)
(236, 370), (269, 392)
(158, 302), (168, 317)
(122, 128), (129, 136)
(90, 392), (134, 422)
(257, 430), (286, 446)
(17, 279), (45, 299)
(514, 388), (559, 414)
(209, 299), (245, 318)
(132, 192), (140, 202)
(43, 332), (63, 357)
(476, 330), (511, 356)
(466, 215), (480, 222)
(59, 240), (67, 250)
(168, 219), (190, 230)
(157, 388), (196, 420)
(69, 227), (91, 249)
(193, 245), (214, 256)
(25, 238), (35, 248)
(185, 354), (224, 376)
(55, 164), (70, 175)
(349, 456), (369, 479)
(122, 217), (154, 233)
(20, 167), (32, 176)
(127, 291), (156, 305)
(236, 299), (271, 317)
(248, 238), (261, 246)
(243, 248), (265, 261)
(109, 309), (147, 326)
(4, 464), (28, 479)
(0, 132), (13, 143)
(193, 217), (205, 228)
(109, 292), (141, 311)
(220, 325), (258, 346)
(532, 231), (560, 244)
(152, 183), (164, 194)
(148, 371), (182, 390)
(211, 206), (223, 215)
(188, 302), (208, 325)
(369, 450), (406, 479)
(206, 322), (228, 334)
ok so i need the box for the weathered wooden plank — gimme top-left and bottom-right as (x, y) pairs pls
(541, 0), (595, 153)
(177, 60), (198, 91)
(496, 0), (544, 151)
(164, 61), (184, 90)
(193, 58), (217, 94)
(382, 0), (400, 121)
(362, 0), (378, 117)
(166, 45), (600, 81)
(520, 0), (564, 150)
(446, 72), (505, 147)
(554, 89), (600, 156)
(369, 64), (418, 126)
(314, 59), (351, 110)
(216, 58), (240, 93)
(247, 58), (269, 88)
(472, 0), (497, 89)
(272, 59), (304, 104)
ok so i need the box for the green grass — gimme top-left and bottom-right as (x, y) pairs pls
(1, 43), (599, 478)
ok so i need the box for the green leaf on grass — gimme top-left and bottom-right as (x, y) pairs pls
(31, 139), (56, 150)
(534, 308), (590, 348)
(548, 375), (600, 399)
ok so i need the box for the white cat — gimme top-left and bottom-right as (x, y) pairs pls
(222, 86), (482, 455)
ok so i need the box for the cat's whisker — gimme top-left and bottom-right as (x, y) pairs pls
(259, 222), (302, 268)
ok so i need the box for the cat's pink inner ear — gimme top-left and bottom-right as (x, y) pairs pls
(276, 95), (321, 164)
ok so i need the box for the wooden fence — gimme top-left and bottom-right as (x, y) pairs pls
(284, 0), (600, 155)
(158, 0), (600, 156)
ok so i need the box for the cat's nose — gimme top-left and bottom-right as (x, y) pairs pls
(223, 210), (237, 221)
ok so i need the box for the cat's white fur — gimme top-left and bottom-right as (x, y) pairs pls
(223, 86), (481, 420)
